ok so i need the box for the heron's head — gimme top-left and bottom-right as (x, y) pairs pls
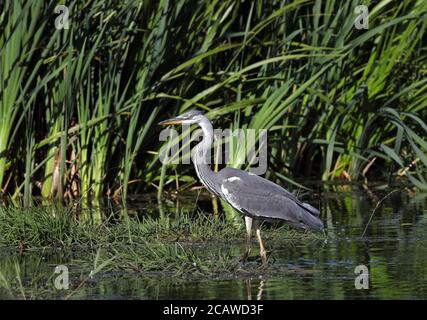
(158, 110), (206, 126)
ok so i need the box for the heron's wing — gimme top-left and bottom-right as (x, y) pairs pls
(219, 168), (320, 216)
(219, 169), (323, 231)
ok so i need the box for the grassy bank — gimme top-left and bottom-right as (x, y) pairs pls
(0, 0), (426, 202)
(0, 205), (322, 266)
(0, 205), (243, 247)
(0, 205), (324, 299)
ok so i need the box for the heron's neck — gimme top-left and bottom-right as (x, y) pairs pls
(194, 119), (213, 163)
(192, 118), (220, 195)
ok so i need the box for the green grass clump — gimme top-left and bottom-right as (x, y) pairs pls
(0, 206), (322, 249)
(0, 206), (96, 247)
(0, 205), (323, 280)
(0, 205), (325, 298)
(124, 213), (244, 242)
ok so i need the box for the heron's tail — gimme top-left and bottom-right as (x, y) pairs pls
(301, 202), (320, 216)
(299, 203), (324, 231)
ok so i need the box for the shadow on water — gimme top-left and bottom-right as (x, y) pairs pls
(0, 184), (426, 299)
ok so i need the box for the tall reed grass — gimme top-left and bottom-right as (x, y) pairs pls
(0, 0), (426, 199)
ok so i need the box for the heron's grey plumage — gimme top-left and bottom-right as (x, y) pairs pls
(159, 110), (324, 263)
(218, 168), (323, 231)
(184, 111), (323, 232)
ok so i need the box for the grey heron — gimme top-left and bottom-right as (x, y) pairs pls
(159, 110), (324, 264)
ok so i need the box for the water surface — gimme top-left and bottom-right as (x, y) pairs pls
(1, 185), (426, 299)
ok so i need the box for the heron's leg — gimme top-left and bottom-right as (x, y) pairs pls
(241, 216), (253, 263)
(255, 224), (267, 264)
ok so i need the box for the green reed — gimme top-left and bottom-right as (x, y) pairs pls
(0, 0), (426, 200)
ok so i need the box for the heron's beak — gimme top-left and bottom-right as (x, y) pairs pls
(158, 118), (183, 126)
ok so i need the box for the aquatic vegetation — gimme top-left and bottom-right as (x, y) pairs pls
(0, 0), (426, 201)
(1, 0), (426, 301)
(0, 205), (324, 299)
(0, 205), (321, 248)
(0, 190), (426, 299)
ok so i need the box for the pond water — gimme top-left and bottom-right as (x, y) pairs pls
(1, 185), (426, 299)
